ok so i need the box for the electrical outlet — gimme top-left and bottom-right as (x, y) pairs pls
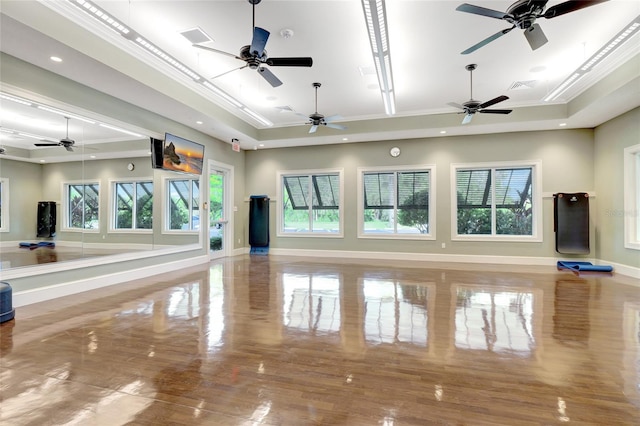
(441, 242), (446, 249)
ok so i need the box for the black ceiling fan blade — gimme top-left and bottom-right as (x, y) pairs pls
(479, 95), (509, 109)
(543, 0), (608, 19)
(461, 26), (515, 54)
(34, 142), (59, 147)
(479, 109), (512, 114)
(447, 102), (466, 110)
(523, 23), (548, 50)
(257, 67), (283, 87)
(265, 57), (313, 67)
(193, 44), (242, 60)
(250, 27), (269, 57)
(456, 3), (511, 20)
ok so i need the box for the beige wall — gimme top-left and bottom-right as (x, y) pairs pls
(594, 107), (640, 268)
(245, 128), (597, 260)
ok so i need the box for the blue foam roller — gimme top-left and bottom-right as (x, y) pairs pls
(0, 282), (15, 323)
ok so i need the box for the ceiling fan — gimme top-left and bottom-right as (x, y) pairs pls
(456, 0), (609, 54)
(34, 117), (75, 151)
(447, 64), (512, 124)
(297, 83), (347, 134)
(193, 0), (312, 87)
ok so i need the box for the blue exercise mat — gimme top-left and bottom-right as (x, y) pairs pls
(19, 241), (56, 249)
(557, 261), (613, 272)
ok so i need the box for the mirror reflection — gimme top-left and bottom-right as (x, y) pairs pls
(0, 91), (200, 272)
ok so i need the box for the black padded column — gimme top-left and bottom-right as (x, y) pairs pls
(554, 192), (589, 254)
(36, 201), (56, 238)
(249, 195), (270, 247)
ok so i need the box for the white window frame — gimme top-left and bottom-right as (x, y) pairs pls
(357, 164), (436, 240)
(163, 175), (201, 234)
(451, 160), (542, 242)
(0, 178), (9, 232)
(276, 168), (344, 238)
(62, 180), (101, 233)
(108, 178), (154, 234)
(624, 144), (640, 250)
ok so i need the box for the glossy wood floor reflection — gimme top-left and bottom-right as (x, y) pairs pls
(2, 256), (639, 425)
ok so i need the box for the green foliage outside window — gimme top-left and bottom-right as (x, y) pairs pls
(397, 189), (429, 234)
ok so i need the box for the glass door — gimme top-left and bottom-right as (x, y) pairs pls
(209, 167), (226, 260)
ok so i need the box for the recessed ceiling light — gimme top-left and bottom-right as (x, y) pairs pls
(342, 137), (349, 141)
(39, 159), (46, 163)
(90, 155), (96, 159)
(259, 143), (264, 147)
(196, 120), (203, 125)
(440, 130), (447, 134)
(50, 56), (62, 62)
(559, 122), (567, 127)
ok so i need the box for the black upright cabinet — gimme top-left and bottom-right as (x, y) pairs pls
(37, 201), (56, 238)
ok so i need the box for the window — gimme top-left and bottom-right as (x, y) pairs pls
(0, 178), (8, 232)
(166, 178), (200, 231)
(65, 182), (100, 230)
(277, 169), (343, 236)
(358, 166), (435, 238)
(112, 180), (153, 230)
(452, 161), (542, 241)
(624, 144), (640, 250)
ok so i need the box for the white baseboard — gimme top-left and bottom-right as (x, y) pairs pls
(266, 248), (640, 283)
(12, 255), (209, 307)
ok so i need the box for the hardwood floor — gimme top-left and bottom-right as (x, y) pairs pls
(1, 255), (639, 425)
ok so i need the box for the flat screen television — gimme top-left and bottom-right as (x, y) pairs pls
(162, 132), (205, 175)
(150, 137), (164, 169)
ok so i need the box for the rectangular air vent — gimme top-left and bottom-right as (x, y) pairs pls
(179, 27), (213, 44)
(508, 80), (538, 90)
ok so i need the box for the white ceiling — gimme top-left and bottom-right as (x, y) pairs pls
(1, 0), (639, 157)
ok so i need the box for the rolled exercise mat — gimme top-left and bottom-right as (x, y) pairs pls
(554, 192), (589, 254)
(557, 261), (613, 272)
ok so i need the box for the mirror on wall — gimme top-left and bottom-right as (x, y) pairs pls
(0, 91), (201, 273)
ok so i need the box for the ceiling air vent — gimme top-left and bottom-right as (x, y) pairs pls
(508, 80), (538, 91)
(179, 27), (213, 44)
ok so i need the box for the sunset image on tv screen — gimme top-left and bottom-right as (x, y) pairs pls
(163, 133), (204, 175)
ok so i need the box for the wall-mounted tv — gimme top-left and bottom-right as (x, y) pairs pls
(162, 132), (205, 175)
(150, 137), (164, 169)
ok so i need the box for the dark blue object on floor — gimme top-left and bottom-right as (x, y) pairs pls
(557, 261), (613, 272)
(0, 282), (15, 323)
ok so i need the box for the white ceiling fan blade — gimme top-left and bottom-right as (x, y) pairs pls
(324, 114), (343, 123)
(309, 124), (319, 134)
(257, 67), (283, 87)
(210, 64), (248, 80)
(325, 123), (347, 131)
(523, 23), (548, 50)
(193, 44), (241, 60)
(462, 113), (474, 124)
